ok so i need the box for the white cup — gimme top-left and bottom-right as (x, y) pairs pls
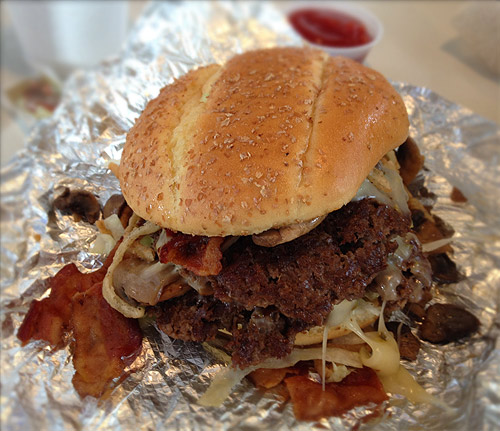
(6, 0), (129, 79)
(285, 1), (383, 63)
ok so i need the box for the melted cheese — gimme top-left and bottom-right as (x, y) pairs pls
(201, 299), (446, 410)
(198, 346), (362, 407)
(321, 299), (378, 389)
(375, 233), (431, 303)
(325, 363), (350, 383)
(376, 268), (403, 302)
(379, 366), (448, 407)
(342, 302), (400, 377)
(380, 153), (409, 214)
(155, 229), (172, 252)
(354, 151), (409, 214)
(355, 179), (394, 207)
(376, 236), (411, 302)
(421, 237), (453, 253)
(345, 301), (448, 411)
(322, 326), (328, 390)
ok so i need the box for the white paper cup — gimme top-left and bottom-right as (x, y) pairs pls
(285, 2), (383, 63)
(6, 0), (129, 79)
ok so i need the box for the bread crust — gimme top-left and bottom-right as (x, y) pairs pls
(294, 313), (378, 346)
(119, 47), (409, 236)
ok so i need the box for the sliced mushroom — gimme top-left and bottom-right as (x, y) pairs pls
(252, 215), (326, 247)
(396, 137), (425, 186)
(428, 253), (462, 284)
(419, 303), (480, 344)
(103, 194), (133, 227)
(408, 196), (453, 255)
(103, 194), (126, 218)
(53, 187), (101, 224)
(113, 258), (181, 305)
(178, 269), (214, 295)
(158, 281), (191, 302)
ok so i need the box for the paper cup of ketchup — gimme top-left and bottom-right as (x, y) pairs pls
(286, 2), (383, 63)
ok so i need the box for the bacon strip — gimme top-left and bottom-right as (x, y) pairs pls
(248, 367), (299, 389)
(159, 231), (224, 276)
(17, 246), (142, 398)
(71, 282), (142, 398)
(17, 263), (107, 346)
(285, 368), (388, 421)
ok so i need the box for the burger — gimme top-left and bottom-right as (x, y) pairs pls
(91, 47), (435, 417)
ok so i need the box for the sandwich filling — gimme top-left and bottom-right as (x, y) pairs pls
(101, 151), (432, 369)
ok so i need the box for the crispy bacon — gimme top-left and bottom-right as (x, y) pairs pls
(17, 263), (107, 346)
(285, 368), (388, 421)
(17, 246), (143, 398)
(159, 231), (224, 276)
(249, 367), (301, 389)
(71, 282), (142, 398)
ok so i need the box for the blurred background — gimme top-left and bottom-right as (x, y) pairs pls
(1, 0), (499, 166)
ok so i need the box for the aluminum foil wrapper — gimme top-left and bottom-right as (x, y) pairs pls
(1, 2), (499, 430)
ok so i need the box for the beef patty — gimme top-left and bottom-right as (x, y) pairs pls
(157, 199), (424, 368)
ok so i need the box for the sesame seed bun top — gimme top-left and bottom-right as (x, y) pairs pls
(119, 47), (409, 236)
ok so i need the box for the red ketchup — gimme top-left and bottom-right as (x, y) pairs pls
(288, 8), (371, 48)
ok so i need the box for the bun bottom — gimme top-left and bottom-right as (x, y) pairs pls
(294, 313), (378, 346)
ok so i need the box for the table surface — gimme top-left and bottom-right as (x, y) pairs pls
(1, 0), (499, 166)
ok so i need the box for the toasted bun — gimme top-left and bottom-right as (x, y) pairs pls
(119, 47), (409, 236)
(294, 312), (378, 346)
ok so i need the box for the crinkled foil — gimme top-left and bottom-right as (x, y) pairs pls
(1, 2), (499, 430)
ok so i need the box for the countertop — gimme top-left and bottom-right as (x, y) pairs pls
(1, 1), (498, 166)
